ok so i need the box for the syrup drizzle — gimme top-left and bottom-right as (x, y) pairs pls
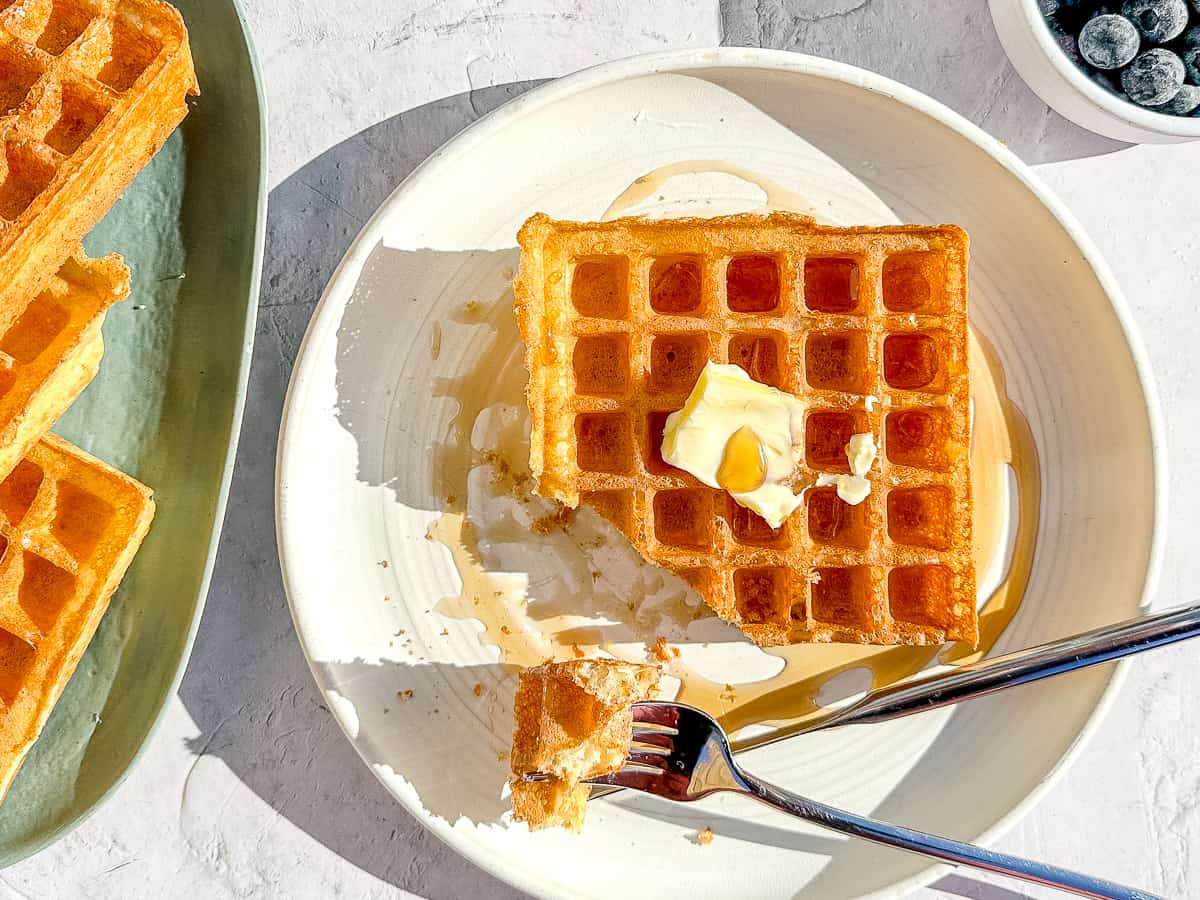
(717, 425), (767, 493)
(429, 163), (1039, 750)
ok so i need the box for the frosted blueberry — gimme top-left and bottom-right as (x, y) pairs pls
(1089, 68), (1125, 95)
(1079, 15), (1141, 69)
(1047, 17), (1086, 64)
(1121, 0), (1189, 42)
(1183, 46), (1200, 84)
(1038, 0), (1060, 13)
(1121, 48), (1186, 104)
(1148, 83), (1200, 113)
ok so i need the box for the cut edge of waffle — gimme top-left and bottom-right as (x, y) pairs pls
(0, 431), (154, 801)
(515, 211), (976, 649)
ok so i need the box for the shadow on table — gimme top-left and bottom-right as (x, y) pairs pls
(177, 10), (1122, 891)
(178, 80), (540, 900)
(720, 0), (1129, 165)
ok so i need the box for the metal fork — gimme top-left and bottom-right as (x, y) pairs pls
(581, 702), (1162, 899)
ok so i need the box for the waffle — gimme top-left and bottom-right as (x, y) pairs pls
(509, 658), (659, 831)
(0, 431), (153, 800)
(515, 212), (976, 647)
(0, 250), (127, 480)
(0, 0), (195, 332)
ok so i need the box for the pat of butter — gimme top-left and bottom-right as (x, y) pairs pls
(662, 362), (805, 528)
(816, 432), (877, 506)
(847, 433), (876, 477)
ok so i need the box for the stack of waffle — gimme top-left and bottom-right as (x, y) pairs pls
(516, 212), (976, 648)
(0, 0), (196, 801)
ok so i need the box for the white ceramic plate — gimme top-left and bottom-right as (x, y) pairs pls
(276, 49), (1165, 900)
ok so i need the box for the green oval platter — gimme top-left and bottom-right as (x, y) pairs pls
(0, 0), (266, 865)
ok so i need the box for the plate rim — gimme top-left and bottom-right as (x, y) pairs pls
(276, 46), (1167, 900)
(6, 0), (270, 867)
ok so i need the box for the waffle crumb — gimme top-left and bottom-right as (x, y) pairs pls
(397, 690), (414, 701)
(650, 637), (671, 663)
(532, 507), (575, 535)
(572, 644), (585, 658)
(379, 560), (390, 568)
(696, 826), (714, 846)
(671, 646), (681, 658)
(473, 683), (483, 697)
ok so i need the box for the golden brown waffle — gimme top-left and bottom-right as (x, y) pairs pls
(0, 250), (127, 479)
(0, 0), (195, 331)
(0, 431), (153, 800)
(516, 212), (976, 648)
(509, 658), (659, 831)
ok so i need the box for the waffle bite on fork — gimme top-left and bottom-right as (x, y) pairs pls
(509, 658), (660, 831)
(515, 212), (976, 648)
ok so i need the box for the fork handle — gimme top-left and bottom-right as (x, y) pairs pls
(734, 770), (1161, 899)
(823, 602), (1200, 732)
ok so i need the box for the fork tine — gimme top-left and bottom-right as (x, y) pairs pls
(631, 721), (678, 738)
(626, 749), (671, 770)
(631, 701), (681, 732)
(630, 739), (670, 756)
(585, 767), (660, 791)
(629, 730), (673, 752)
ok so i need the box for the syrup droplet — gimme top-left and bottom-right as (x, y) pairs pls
(717, 426), (767, 493)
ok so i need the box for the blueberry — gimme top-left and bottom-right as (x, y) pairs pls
(1057, 2), (1113, 28)
(1038, 0), (1061, 13)
(1181, 26), (1200, 49)
(1183, 46), (1200, 83)
(1047, 17), (1086, 65)
(1121, 48), (1186, 103)
(1121, 0), (1189, 42)
(1089, 68), (1126, 94)
(1148, 82), (1200, 112)
(1079, 15), (1141, 68)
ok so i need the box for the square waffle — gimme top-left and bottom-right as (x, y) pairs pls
(515, 212), (976, 648)
(0, 250), (128, 479)
(509, 658), (659, 831)
(0, 0), (195, 331)
(0, 431), (153, 800)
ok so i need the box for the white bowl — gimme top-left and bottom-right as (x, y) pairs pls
(277, 48), (1165, 899)
(991, 0), (1200, 143)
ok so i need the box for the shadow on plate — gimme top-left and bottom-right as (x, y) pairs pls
(178, 81), (538, 900)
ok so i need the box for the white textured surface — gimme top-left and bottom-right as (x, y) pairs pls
(2, 2), (1197, 898)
